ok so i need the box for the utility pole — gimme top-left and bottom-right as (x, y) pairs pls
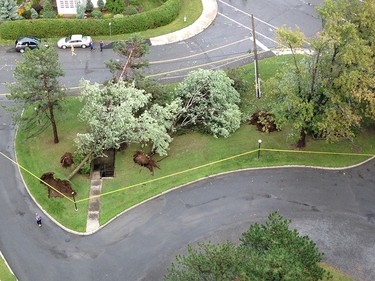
(251, 14), (261, 98)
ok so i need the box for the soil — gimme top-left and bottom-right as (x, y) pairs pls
(60, 152), (74, 168)
(40, 172), (76, 198)
(133, 150), (160, 175)
(249, 111), (278, 133)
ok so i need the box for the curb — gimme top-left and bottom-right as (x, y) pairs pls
(149, 0), (218, 45)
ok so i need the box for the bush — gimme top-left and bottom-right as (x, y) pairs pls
(113, 13), (124, 18)
(42, 0), (55, 18)
(30, 7), (38, 19)
(21, 9), (32, 19)
(91, 10), (102, 19)
(85, 0), (94, 12)
(76, 2), (85, 19)
(97, 0), (105, 11)
(124, 5), (137, 15)
(31, 3), (43, 13)
(105, 0), (124, 14)
(0, 0), (181, 39)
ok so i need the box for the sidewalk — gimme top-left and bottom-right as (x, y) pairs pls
(85, 0), (218, 233)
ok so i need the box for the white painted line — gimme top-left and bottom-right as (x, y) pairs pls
(218, 12), (270, 51)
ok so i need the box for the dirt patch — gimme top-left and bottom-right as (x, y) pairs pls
(249, 111), (278, 133)
(133, 150), (160, 175)
(40, 172), (76, 198)
(60, 152), (74, 168)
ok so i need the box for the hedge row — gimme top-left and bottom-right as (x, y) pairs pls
(0, 0), (181, 40)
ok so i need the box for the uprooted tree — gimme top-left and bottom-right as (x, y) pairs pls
(68, 80), (179, 179)
(173, 69), (242, 137)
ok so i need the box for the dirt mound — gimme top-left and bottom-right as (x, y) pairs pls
(133, 150), (160, 175)
(60, 152), (74, 168)
(40, 172), (76, 198)
(249, 111), (278, 132)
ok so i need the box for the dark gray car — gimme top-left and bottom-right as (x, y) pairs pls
(15, 36), (49, 53)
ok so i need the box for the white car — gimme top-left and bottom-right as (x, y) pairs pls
(57, 34), (92, 49)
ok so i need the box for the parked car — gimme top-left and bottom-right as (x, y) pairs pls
(15, 36), (49, 53)
(57, 35), (92, 49)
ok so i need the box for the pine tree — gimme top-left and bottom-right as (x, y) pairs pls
(85, 0), (93, 12)
(0, 0), (20, 21)
(42, 0), (55, 18)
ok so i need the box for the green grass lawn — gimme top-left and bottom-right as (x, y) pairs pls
(14, 55), (375, 231)
(322, 263), (354, 281)
(0, 254), (16, 281)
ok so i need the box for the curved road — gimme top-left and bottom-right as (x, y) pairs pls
(1, 1), (374, 281)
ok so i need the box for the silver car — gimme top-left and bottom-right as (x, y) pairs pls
(57, 34), (92, 49)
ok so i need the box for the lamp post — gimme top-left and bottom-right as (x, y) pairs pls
(257, 139), (262, 160)
(109, 22), (112, 37)
(72, 191), (78, 211)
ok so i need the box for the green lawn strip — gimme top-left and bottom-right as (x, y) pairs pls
(321, 263), (354, 281)
(0, 254), (16, 281)
(14, 56), (375, 232)
(15, 97), (89, 232)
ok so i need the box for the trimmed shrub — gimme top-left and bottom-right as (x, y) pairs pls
(21, 9), (31, 19)
(91, 9), (102, 19)
(30, 7), (38, 19)
(43, 0), (55, 18)
(76, 2), (85, 19)
(97, 0), (105, 11)
(105, 0), (124, 14)
(85, 0), (94, 12)
(124, 5), (137, 15)
(0, 0), (181, 39)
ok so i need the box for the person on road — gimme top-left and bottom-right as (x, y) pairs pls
(90, 41), (94, 51)
(99, 41), (104, 52)
(71, 45), (76, 56)
(35, 213), (42, 227)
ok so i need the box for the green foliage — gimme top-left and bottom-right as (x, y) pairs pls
(21, 9), (31, 19)
(76, 2), (85, 19)
(30, 7), (38, 19)
(42, 0), (55, 18)
(91, 9), (102, 19)
(124, 5), (137, 15)
(97, 0), (105, 10)
(105, 33), (149, 82)
(6, 47), (65, 143)
(0, 0), (20, 21)
(165, 212), (330, 281)
(173, 69), (242, 138)
(0, 0), (181, 38)
(105, 0), (125, 14)
(85, 0), (94, 12)
(264, 0), (375, 148)
(76, 80), (179, 157)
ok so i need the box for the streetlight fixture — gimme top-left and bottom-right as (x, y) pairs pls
(72, 191), (78, 211)
(109, 22), (112, 37)
(257, 139), (262, 159)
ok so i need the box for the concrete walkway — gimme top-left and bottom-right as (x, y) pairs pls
(84, 0), (218, 233)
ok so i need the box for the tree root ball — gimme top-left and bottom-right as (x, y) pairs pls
(40, 172), (76, 198)
(60, 152), (74, 168)
(133, 151), (160, 175)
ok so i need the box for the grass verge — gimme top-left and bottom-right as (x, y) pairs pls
(322, 263), (354, 281)
(14, 55), (375, 231)
(0, 253), (16, 281)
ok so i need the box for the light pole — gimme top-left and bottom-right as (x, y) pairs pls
(109, 22), (112, 37)
(257, 139), (262, 160)
(72, 191), (78, 211)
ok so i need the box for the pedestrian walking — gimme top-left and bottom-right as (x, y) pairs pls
(99, 41), (104, 52)
(90, 41), (94, 51)
(35, 213), (42, 227)
(71, 45), (76, 56)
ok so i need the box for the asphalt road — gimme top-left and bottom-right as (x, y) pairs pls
(1, 1), (375, 281)
(0, 0), (322, 93)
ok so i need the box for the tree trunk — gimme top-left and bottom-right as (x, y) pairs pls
(48, 101), (59, 144)
(296, 130), (306, 148)
(67, 152), (93, 180)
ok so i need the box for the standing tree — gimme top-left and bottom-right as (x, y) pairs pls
(7, 47), (65, 144)
(0, 0), (20, 20)
(165, 212), (329, 281)
(173, 69), (242, 137)
(264, 0), (375, 147)
(42, 0), (55, 18)
(105, 33), (149, 82)
(85, 0), (93, 12)
(97, 0), (105, 11)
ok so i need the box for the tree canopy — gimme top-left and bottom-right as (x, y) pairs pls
(173, 69), (242, 138)
(0, 0), (20, 21)
(264, 0), (375, 147)
(7, 47), (65, 143)
(75, 80), (179, 158)
(165, 212), (329, 281)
